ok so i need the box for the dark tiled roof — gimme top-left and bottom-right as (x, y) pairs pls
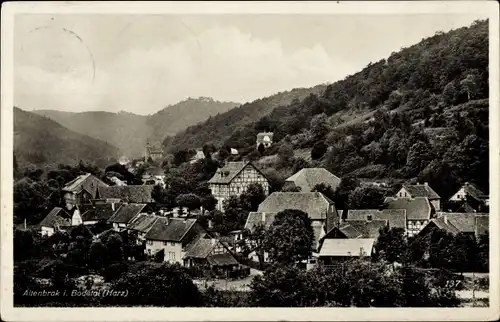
(39, 207), (71, 228)
(338, 224), (363, 238)
(285, 168), (341, 192)
(403, 184), (440, 200)
(144, 217), (197, 242)
(128, 213), (159, 233)
(475, 215), (489, 237)
(347, 209), (407, 230)
(108, 203), (147, 224)
(384, 197), (431, 221)
(62, 173), (108, 197)
(340, 220), (388, 239)
(463, 182), (488, 201)
(98, 185), (154, 203)
(208, 161), (251, 184)
(81, 204), (118, 222)
(442, 212), (488, 233)
(184, 238), (216, 259)
(257, 192), (334, 220)
(207, 253), (239, 266)
(244, 212), (278, 231)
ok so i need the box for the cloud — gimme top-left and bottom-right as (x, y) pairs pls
(15, 25), (350, 114)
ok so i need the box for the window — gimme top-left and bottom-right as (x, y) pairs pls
(163, 241), (169, 246)
(171, 242), (175, 246)
(147, 240), (153, 245)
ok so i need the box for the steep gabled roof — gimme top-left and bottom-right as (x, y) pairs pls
(347, 209), (407, 230)
(384, 197), (432, 221)
(128, 213), (159, 233)
(208, 161), (254, 184)
(340, 219), (388, 239)
(108, 203), (147, 224)
(207, 253), (239, 266)
(81, 203), (118, 222)
(402, 184), (440, 200)
(62, 173), (108, 197)
(284, 168), (341, 192)
(244, 212), (278, 231)
(98, 185), (154, 203)
(319, 238), (376, 257)
(462, 182), (488, 201)
(424, 213), (489, 236)
(257, 192), (334, 220)
(39, 207), (71, 228)
(183, 236), (224, 259)
(144, 217), (197, 242)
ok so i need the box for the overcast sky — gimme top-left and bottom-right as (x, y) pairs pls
(14, 14), (486, 115)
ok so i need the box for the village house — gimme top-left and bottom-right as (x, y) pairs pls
(80, 202), (121, 226)
(208, 161), (270, 211)
(418, 212), (489, 239)
(383, 197), (433, 237)
(127, 213), (160, 244)
(39, 207), (72, 236)
(97, 185), (155, 204)
(395, 182), (441, 211)
(183, 234), (240, 278)
(190, 150), (206, 164)
(282, 168), (341, 192)
(318, 238), (377, 265)
(245, 192), (340, 266)
(256, 132), (274, 150)
(141, 167), (166, 187)
(447, 182), (489, 212)
(62, 173), (109, 210)
(344, 209), (407, 234)
(144, 142), (164, 162)
(107, 203), (150, 231)
(143, 217), (204, 264)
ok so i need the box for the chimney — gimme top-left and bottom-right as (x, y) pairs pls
(24, 218), (27, 230)
(262, 212), (266, 222)
(444, 215), (448, 225)
(424, 182), (428, 186)
(111, 202), (115, 211)
(208, 219), (213, 229)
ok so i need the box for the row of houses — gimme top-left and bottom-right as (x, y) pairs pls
(37, 159), (490, 270)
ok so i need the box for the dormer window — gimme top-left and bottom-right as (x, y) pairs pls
(367, 215), (373, 222)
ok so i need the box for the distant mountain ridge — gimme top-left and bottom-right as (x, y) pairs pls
(14, 107), (120, 168)
(33, 97), (239, 158)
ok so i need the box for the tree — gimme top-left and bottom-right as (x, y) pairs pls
(239, 183), (266, 211)
(264, 209), (314, 265)
(311, 183), (336, 201)
(247, 150), (261, 161)
(250, 265), (309, 307)
(277, 143), (294, 168)
(202, 144), (216, 158)
(477, 232), (489, 272)
(310, 113), (330, 140)
(201, 194), (217, 212)
(175, 193), (202, 215)
(405, 141), (435, 177)
(347, 186), (385, 209)
(333, 176), (360, 210)
(101, 231), (124, 262)
(221, 196), (247, 233)
(311, 141), (327, 160)
(248, 223), (267, 269)
(257, 143), (265, 155)
(88, 241), (109, 270)
(109, 263), (202, 306)
(375, 226), (407, 265)
(173, 150), (190, 166)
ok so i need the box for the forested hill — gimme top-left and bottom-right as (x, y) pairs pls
(34, 97), (239, 157)
(165, 19), (489, 199)
(162, 84), (328, 152)
(14, 107), (120, 168)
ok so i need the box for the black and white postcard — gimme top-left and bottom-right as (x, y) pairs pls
(1, 1), (499, 321)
